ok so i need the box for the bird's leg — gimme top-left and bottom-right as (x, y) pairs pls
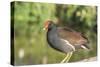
(60, 52), (73, 63)
(60, 53), (70, 63)
(65, 52), (73, 63)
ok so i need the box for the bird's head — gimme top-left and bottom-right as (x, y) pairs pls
(43, 19), (55, 31)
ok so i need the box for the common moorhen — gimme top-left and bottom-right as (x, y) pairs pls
(44, 20), (89, 63)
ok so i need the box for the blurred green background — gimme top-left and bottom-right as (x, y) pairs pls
(11, 1), (97, 65)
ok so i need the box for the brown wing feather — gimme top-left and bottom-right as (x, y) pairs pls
(57, 27), (88, 46)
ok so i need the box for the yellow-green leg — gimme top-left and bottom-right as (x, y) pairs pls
(60, 52), (73, 63)
(65, 52), (73, 63)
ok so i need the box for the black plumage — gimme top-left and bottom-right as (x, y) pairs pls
(44, 20), (89, 54)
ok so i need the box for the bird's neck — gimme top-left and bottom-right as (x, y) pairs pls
(47, 27), (58, 40)
(48, 25), (57, 33)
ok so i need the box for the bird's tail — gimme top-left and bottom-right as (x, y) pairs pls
(81, 44), (90, 50)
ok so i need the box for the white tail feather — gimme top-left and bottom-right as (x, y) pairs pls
(81, 45), (88, 49)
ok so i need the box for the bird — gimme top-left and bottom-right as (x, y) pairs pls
(43, 19), (89, 63)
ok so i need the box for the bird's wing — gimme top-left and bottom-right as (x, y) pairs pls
(57, 27), (88, 48)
